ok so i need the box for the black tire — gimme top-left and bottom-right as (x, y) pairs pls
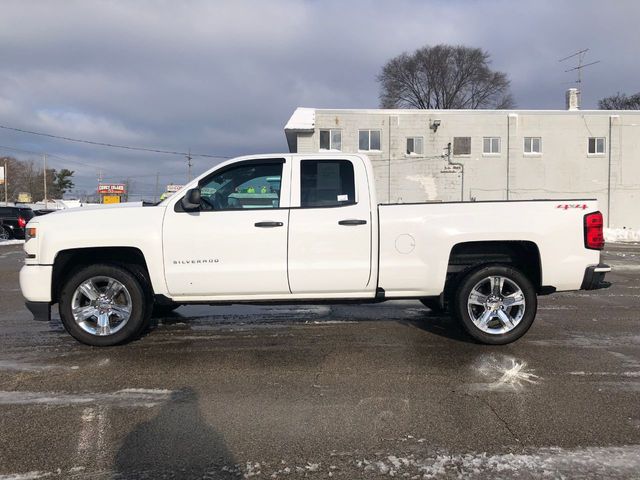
(452, 264), (537, 345)
(152, 302), (181, 317)
(59, 263), (151, 346)
(0, 226), (12, 241)
(420, 297), (446, 313)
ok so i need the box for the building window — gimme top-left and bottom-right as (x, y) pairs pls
(453, 137), (471, 156)
(406, 137), (424, 155)
(300, 160), (356, 208)
(524, 137), (542, 154)
(319, 129), (341, 151)
(358, 129), (381, 151)
(588, 137), (606, 155)
(483, 137), (501, 154)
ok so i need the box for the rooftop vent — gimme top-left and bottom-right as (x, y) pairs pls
(566, 88), (580, 111)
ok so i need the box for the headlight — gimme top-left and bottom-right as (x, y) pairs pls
(26, 227), (37, 240)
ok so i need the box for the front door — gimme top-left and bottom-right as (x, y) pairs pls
(162, 158), (291, 297)
(287, 157), (373, 294)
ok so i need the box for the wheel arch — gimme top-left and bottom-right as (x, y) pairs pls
(444, 240), (544, 298)
(52, 247), (153, 303)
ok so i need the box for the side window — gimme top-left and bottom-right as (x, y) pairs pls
(199, 161), (283, 210)
(319, 129), (342, 151)
(588, 137), (606, 155)
(358, 130), (381, 151)
(524, 137), (542, 154)
(300, 160), (356, 208)
(406, 137), (424, 155)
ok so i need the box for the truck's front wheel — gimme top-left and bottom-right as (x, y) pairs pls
(453, 265), (537, 345)
(59, 264), (151, 346)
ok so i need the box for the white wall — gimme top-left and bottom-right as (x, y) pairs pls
(287, 108), (640, 229)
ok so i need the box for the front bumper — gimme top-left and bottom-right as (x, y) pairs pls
(19, 265), (53, 301)
(20, 265), (53, 321)
(580, 263), (611, 290)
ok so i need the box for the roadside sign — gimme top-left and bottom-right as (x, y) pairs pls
(17, 192), (32, 203)
(0, 166), (4, 185)
(441, 164), (462, 174)
(98, 184), (126, 194)
(166, 184), (183, 193)
(102, 195), (121, 204)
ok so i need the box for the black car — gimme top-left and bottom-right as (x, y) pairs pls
(0, 206), (35, 240)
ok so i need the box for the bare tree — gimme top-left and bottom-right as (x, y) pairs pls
(378, 44), (514, 109)
(0, 156), (75, 202)
(599, 92), (640, 110)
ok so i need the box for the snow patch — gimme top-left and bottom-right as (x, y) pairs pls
(605, 228), (640, 243)
(0, 473), (52, 480)
(470, 354), (540, 392)
(0, 239), (25, 246)
(0, 389), (174, 407)
(357, 445), (640, 478)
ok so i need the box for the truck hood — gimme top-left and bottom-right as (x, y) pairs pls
(41, 201), (147, 216)
(28, 204), (167, 265)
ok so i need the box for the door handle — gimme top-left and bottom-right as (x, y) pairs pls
(338, 219), (367, 226)
(254, 221), (284, 228)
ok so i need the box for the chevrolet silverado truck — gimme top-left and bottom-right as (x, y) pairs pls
(20, 153), (610, 346)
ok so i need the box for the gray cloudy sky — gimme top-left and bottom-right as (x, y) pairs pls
(0, 0), (638, 198)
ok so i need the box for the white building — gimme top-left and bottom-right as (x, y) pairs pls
(284, 91), (640, 229)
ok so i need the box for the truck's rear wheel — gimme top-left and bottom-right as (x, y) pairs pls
(59, 264), (150, 346)
(452, 265), (537, 345)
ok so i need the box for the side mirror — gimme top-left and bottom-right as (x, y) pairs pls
(181, 187), (201, 211)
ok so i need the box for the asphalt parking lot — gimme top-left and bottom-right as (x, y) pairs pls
(0, 242), (639, 479)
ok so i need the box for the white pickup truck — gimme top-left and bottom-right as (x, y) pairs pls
(20, 153), (610, 346)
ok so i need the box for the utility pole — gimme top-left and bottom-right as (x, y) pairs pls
(43, 153), (48, 209)
(186, 148), (192, 182)
(3, 158), (7, 205)
(97, 169), (103, 204)
(154, 171), (159, 203)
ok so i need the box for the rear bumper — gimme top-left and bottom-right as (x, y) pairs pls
(25, 301), (51, 322)
(580, 263), (611, 290)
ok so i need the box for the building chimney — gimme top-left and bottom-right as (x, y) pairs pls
(566, 88), (580, 111)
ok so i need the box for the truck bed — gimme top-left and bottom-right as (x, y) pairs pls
(377, 199), (602, 297)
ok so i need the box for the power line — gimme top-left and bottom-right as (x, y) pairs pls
(0, 123), (230, 159)
(0, 143), (101, 170)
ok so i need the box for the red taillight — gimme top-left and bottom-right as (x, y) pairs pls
(584, 211), (604, 250)
(17, 216), (26, 228)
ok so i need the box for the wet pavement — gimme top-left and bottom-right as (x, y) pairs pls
(0, 242), (639, 479)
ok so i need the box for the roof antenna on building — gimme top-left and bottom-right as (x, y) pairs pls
(559, 48), (601, 87)
(559, 49), (600, 110)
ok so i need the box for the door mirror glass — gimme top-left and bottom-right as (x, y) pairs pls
(181, 188), (201, 211)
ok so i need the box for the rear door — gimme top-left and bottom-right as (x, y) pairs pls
(287, 157), (373, 294)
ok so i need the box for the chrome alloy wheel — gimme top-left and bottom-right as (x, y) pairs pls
(71, 276), (132, 336)
(467, 275), (526, 335)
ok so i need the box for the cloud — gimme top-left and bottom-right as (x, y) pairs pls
(0, 0), (638, 197)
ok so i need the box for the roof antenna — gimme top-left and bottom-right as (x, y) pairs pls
(559, 48), (601, 86)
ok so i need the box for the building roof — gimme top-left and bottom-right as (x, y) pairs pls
(284, 107), (315, 131)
